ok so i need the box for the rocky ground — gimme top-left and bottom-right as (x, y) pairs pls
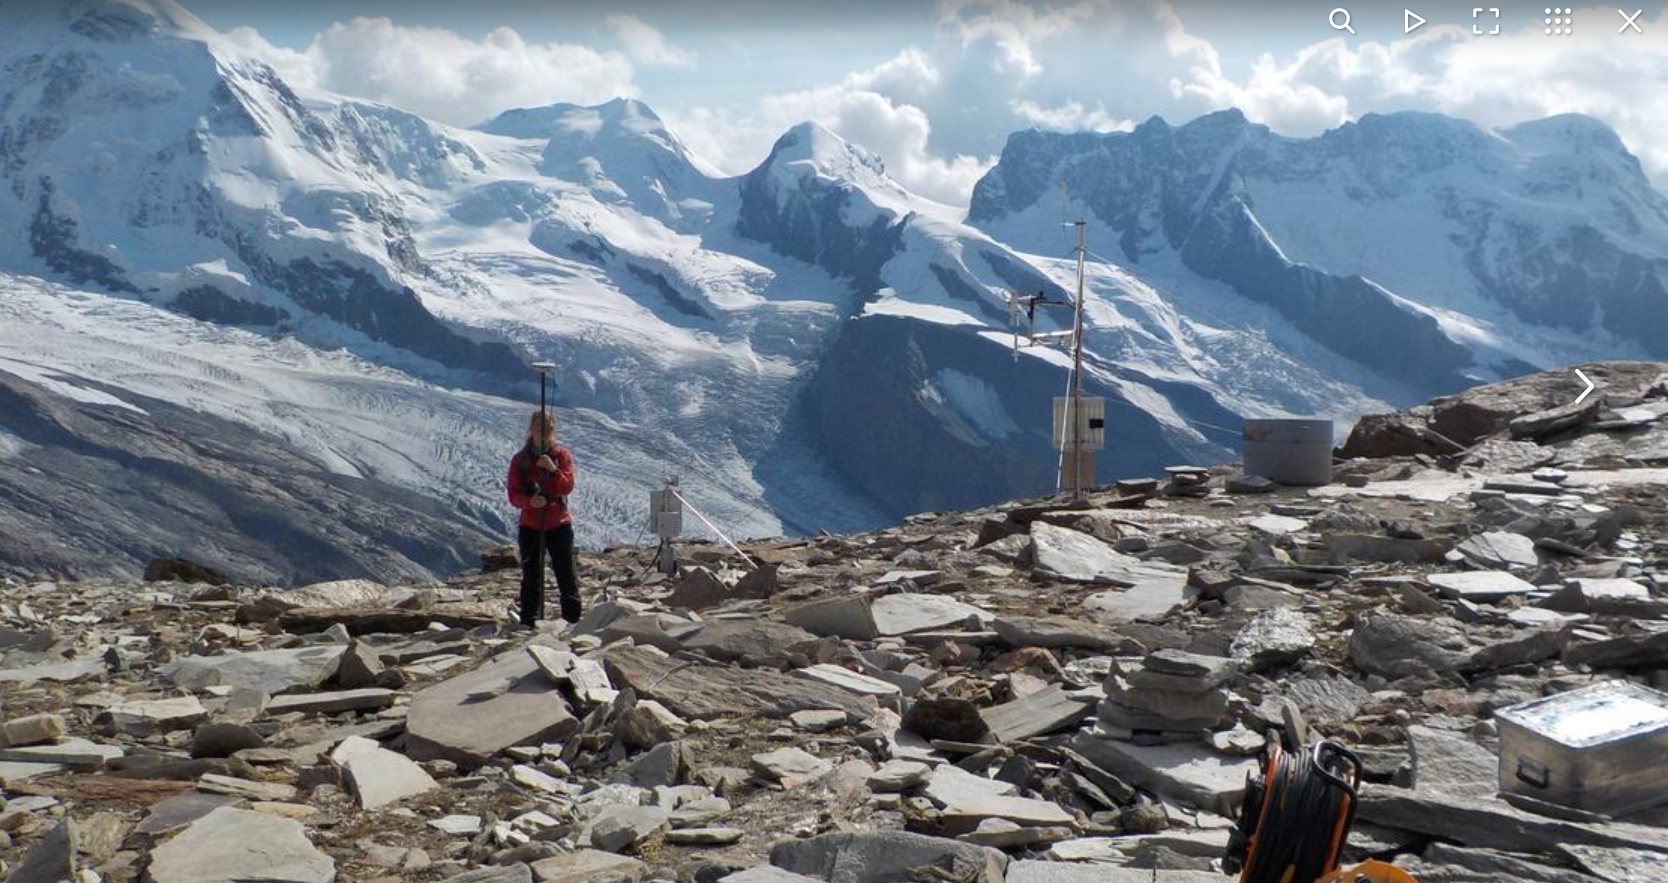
(1, 362), (1667, 883)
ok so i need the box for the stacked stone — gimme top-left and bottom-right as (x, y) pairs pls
(1097, 649), (1236, 739)
(1162, 466), (1211, 498)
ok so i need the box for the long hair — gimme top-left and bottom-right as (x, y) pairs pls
(519, 411), (558, 476)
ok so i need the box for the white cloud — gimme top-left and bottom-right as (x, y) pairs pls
(1167, 8), (1668, 181)
(225, 17), (639, 128)
(604, 14), (695, 68)
(1010, 99), (1135, 133)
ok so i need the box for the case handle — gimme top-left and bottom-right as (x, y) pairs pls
(1516, 757), (1551, 790)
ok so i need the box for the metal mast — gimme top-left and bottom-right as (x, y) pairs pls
(1065, 218), (1088, 500)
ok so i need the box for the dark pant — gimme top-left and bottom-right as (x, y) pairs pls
(518, 524), (581, 625)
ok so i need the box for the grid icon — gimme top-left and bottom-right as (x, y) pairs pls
(1545, 7), (1573, 35)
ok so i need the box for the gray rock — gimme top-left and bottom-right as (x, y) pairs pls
(0, 737), (122, 768)
(1348, 614), (1470, 678)
(981, 685), (1095, 743)
(334, 640), (386, 689)
(1559, 843), (1668, 883)
(265, 688), (396, 716)
(1229, 607), (1315, 668)
(750, 748), (833, 788)
(1082, 576), (1193, 623)
(1464, 627), (1570, 672)
(1406, 725), (1499, 800)
(1564, 630), (1668, 669)
(1325, 534), (1453, 564)
(101, 696), (208, 736)
(4, 818), (75, 883)
(769, 831), (1007, 883)
(1356, 787), (1668, 854)
(147, 807), (335, 883)
(189, 722), (266, 759)
(135, 793), (244, 836)
(667, 567), (730, 611)
(406, 651), (578, 767)
(903, 697), (991, 744)
(589, 804), (670, 853)
(991, 615), (1115, 650)
(791, 664), (901, 700)
(870, 593), (992, 636)
(333, 736), (440, 809)
(530, 849), (647, 883)
(720, 868), (824, 883)
(1033, 522), (1166, 586)
(868, 760), (931, 792)
(1456, 532), (1540, 571)
(618, 700), (687, 750)
(1286, 676), (1369, 726)
(612, 741), (689, 788)
(782, 595), (879, 640)
(1068, 732), (1256, 816)
(664, 827), (744, 845)
(681, 620), (818, 668)
(161, 645), (347, 695)
(0, 713), (66, 748)
(1428, 571), (1537, 603)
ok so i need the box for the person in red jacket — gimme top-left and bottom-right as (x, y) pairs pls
(506, 410), (580, 627)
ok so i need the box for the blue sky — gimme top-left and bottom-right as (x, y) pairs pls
(203, 0), (1668, 203)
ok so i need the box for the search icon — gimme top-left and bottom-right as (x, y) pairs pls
(1330, 7), (1356, 33)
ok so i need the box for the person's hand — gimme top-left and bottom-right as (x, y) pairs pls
(536, 455), (558, 473)
(530, 495), (548, 509)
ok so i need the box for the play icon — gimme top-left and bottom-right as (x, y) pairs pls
(1405, 9), (1427, 33)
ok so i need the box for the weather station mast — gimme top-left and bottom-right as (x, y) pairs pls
(1005, 216), (1104, 502)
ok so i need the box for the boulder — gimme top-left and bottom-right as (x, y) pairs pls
(333, 736), (439, 809)
(589, 804), (670, 853)
(1069, 733), (1256, 816)
(406, 651), (578, 767)
(147, 807), (335, 883)
(1348, 614), (1469, 679)
(161, 645), (347, 696)
(1406, 725), (1498, 800)
(1455, 532), (1539, 571)
(531, 849), (647, 883)
(870, 594), (992, 636)
(681, 620), (818, 668)
(1229, 608), (1314, 669)
(0, 713), (66, 748)
(782, 595), (879, 640)
(667, 567), (730, 611)
(903, 697), (991, 744)
(4, 818), (76, 883)
(751, 748), (833, 789)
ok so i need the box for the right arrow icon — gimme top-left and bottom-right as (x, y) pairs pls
(1574, 368), (1596, 405)
(1405, 9), (1427, 33)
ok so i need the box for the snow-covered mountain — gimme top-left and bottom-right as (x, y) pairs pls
(970, 110), (1668, 391)
(2, 0), (1662, 581)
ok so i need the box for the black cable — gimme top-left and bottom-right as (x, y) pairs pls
(1232, 741), (1361, 883)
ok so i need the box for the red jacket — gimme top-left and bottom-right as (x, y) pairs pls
(507, 444), (575, 530)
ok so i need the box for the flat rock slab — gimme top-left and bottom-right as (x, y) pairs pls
(1428, 571), (1537, 602)
(0, 737), (123, 768)
(162, 646), (346, 696)
(1406, 726), (1498, 800)
(1456, 532), (1539, 570)
(1356, 787), (1668, 855)
(1069, 732), (1256, 816)
(791, 664), (901, 699)
(1082, 576), (1192, 623)
(1032, 522), (1185, 588)
(991, 615), (1115, 650)
(869, 594), (992, 636)
(1007, 861), (1223, 883)
(147, 806), (335, 883)
(265, 689), (394, 716)
(721, 868), (824, 883)
(0, 657), (105, 684)
(980, 685), (1095, 743)
(339, 744), (439, 809)
(406, 651), (578, 767)
(770, 831), (1007, 883)
(782, 595), (879, 640)
(938, 793), (1076, 834)
(135, 792), (244, 836)
(602, 645), (875, 721)
(531, 848), (647, 883)
(681, 620), (818, 667)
